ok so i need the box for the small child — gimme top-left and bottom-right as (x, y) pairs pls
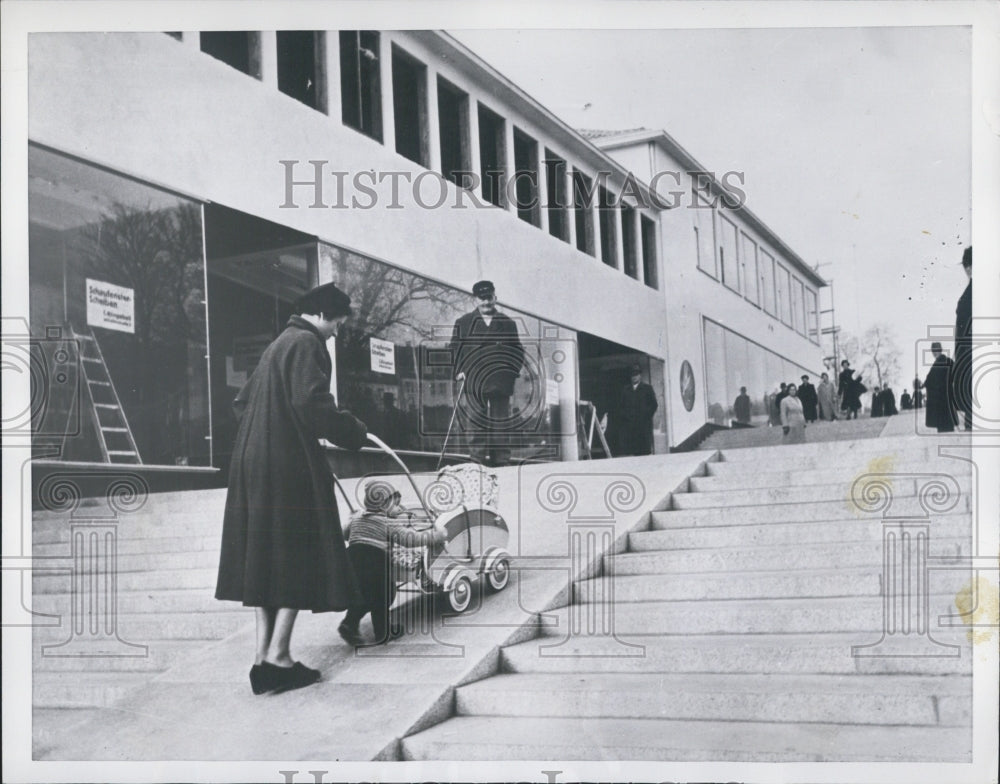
(339, 481), (445, 646)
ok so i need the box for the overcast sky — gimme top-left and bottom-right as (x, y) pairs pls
(452, 26), (972, 384)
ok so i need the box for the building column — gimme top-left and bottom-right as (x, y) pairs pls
(259, 31), (278, 88)
(466, 97), (482, 198)
(503, 118), (516, 213)
(181, 31), (200, 50)
(613, 200), (626, 272)
(536, 147), (549, 234)
(378, 33), (396, 154)
(631, 205), (643, 283)
(565, 164), (578, 248)
(426, 70), (441, 175)
(318, 31), (341, 118)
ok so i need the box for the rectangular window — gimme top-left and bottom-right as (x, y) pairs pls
(477, 104), (506, 208)
(792, 277), (806, 335)
(437, 76), (470, 189)
(760, 249), (776, 316)
(598, 184), (618, 268)
(512, 128), (540, 226)
(573, 170), (596, 256)
(741, 233), (759, 306)
(776, 263), (793, 326)
(621, 203), (638, 279)
(641, 214), (658, 289)
(200, 32), (261, 78)
(340, 31), (382, 142)
(694, 191), (716, 277)
(277, 31), (319, 110)
(392, 45), (428, 167)
(718, 214), (740, 293)
(544, 150), (569, 242)
(807, 288), (819, 343)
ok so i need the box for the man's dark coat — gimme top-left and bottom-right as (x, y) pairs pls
(448, 310), (525, 398)
(216, 316), (367, 612)
(617, 381), (658, 455)
(953, 280), (972, 421)
(924, 354), (956, 431)
(798, 381), (818, 422)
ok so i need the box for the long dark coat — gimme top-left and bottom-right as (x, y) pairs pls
(448, 310), (525, 398)
(798, 382), (818, 422)
(215, 316), (368, 612)
(616, 381), (658, 455)
(838, 368), (861, 412)
(924, 354), (956, 431)
(953, 281), (972, 417)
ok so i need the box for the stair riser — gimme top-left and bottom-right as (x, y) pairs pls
(540, 603), (963, 635)
(573, 570), (968, 603)
(33, 535), (221, 558)
(33, 644), (189, 672)
(25, 549), (221, 575)
(32, 568), (219, 594)
(500, 642), (972, 676)
(31, 590), (226, 616)
(631, 517), (972, 551)
(31, 515), (225, 540)
(34, 683), (145, 710)
(675, 479), (972, 508)
(454, 689), (970, 726)
(32, 612), (248, 642)
(610, 539), (972, 574)
(716, 441), (965, 463)
(651, 498), (971, 527)
(695, 463), (972, 489)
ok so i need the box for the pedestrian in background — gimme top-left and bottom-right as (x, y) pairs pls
(817, 372), (838, 421)
(615, 363), (658, 455)
(924, 341), (957, 433)
(871, 385), (884, 418)
(953, 246), (972, 430)
(798, 374), (818, 423)
(733, 386), (751, 426)
(881, 386), (898, 416)
(838, 360), (862, 419)
(780, 383), (806, 444)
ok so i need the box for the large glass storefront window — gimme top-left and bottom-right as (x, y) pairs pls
(320, 244), (578, 462)
(702, 317), (818, 425)
(28, 145), (210, 466)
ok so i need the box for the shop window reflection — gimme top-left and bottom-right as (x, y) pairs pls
(28, 146), (210, 467)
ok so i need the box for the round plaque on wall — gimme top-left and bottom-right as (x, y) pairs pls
(679, 360), (696, 412)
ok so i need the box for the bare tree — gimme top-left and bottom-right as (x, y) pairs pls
(841, 324), (902, 389)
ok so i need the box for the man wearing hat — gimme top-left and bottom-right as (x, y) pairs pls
(216, 281), (368, 694)
(923, 341), (957, 433)
(953, 246), (972, 430)
(614, 363), (658, 456)
(448, 280), (525, 467)
(797, 374), (818, 423)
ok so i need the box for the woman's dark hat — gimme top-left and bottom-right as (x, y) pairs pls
(472, 280), (495, 298)
(295, 282), (352, 317)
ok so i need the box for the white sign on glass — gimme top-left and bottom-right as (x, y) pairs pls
(86, 278), (135, 334)
(370, 337), (396, 374)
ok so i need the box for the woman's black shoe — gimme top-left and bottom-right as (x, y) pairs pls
(249, 664), (272, 695)
(262, 661), (321, 693)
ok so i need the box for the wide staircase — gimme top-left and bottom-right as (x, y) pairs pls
(698, 416), (888, 451)
(401, 435), (975, 761)
(31, 488), (230, 754)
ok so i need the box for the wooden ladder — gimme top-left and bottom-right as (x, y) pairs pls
(71, 325), (143, 464)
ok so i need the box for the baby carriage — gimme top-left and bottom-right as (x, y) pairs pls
(336, 434), (513, 613)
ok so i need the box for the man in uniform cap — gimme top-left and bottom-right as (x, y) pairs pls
(614, 363), (658, 456)
(448, 280), (525, 466)
(216, 280), (368, 693)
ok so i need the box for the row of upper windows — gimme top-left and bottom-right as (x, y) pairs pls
(693, 203), (819, 344)
(168, 30), (660, 290)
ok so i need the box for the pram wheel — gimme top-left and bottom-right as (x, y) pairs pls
(486, 557), (510, 592)
(446, 575), (474, 613)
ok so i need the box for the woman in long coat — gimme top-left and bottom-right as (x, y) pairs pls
(216, 282), (367, 694)
(817, 372), (838, 421)
(838, 360), (862, 419)
(780, 383), (807, 444)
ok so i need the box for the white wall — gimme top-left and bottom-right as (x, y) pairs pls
(28, 32), (667, 359)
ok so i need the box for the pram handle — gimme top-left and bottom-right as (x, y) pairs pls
(366, 432), (435, 519)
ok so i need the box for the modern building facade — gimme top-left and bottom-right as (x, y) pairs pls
(27, 30), (824, 488)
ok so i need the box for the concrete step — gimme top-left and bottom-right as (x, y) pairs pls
(30, 489), (228, 523)
(499, 632), (973, 676)
(573, 565), (968, 603)
(695, 461), (973, 490)
(630, 514), (972, 551)
(649, 496), (971, 527)
(31, 587), (227, 616)
(715, 439), (968, 465)
(537, 597), (956, 635)
(452, 672), (971, 726)
(33, 534), (220, 558)
(33, 708), (104, 757)
(32, 567), (219, 594)
(401, 716), (971, 762)
(672, 478), (972, 510)
(33, 639), (193, 672)
(32, 512), (225, 540)
(33, 671), (159, 709)
(28, 548), (222, 575)
(32, 608), (250, 643)
(609, 538), (971, 575)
